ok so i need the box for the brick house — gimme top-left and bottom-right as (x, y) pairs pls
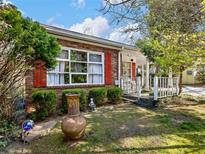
(25, 24), (148, 106)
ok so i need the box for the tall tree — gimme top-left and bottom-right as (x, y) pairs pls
(146, 0), (205, 93)
(0, 4), (60, 120)
(102, 0), (205, 93)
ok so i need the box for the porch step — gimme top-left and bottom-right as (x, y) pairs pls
(122, 94), (139, 100)
(122, 97), (137, 103)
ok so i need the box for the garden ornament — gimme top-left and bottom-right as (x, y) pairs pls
(89, 98), (96, 111)
(20, 120), (34, 142)
(61, 94), (87, 140)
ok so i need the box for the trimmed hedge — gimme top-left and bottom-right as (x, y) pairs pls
(107, 87), (123, 103)
(62, 89), (87, 113)
(30, 90), (57, 120)
(88, 88), (107, 106)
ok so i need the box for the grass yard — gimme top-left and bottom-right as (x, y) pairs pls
(25, 101), (205, 154)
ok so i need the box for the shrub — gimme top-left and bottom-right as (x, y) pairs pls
(0, 119), (18, 149)
(62, 89), (87, 113)
(31, 90), (57, 120)
(196, 71), (205, 83)
(89, 88), (107, 106)
(107, 87), (123, 103)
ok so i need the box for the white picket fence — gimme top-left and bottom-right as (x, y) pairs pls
(154, 77), (179, 101)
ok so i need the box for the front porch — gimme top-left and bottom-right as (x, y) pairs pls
(119, 49), (150, 94)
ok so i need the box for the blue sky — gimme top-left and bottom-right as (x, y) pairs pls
(5, 0), (140, 44)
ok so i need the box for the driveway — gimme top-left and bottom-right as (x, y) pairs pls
(182, 86), (205, 96)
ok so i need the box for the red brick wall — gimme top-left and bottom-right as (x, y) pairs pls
(25, 39), (119, 107)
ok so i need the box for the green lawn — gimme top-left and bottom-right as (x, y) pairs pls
(28, 101), (205, 154)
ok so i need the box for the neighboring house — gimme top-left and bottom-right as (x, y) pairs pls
(182, 65), (205, 85)
(25, 25), (148, 105)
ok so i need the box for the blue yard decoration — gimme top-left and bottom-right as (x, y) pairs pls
(20, 120), (34, 142)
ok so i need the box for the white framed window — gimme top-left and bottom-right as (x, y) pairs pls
(47, 47), (104, 86)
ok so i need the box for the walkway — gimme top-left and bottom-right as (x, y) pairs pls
(182, 86), (205, 96)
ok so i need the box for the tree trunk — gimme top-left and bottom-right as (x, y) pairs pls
(179, 70), (183, 94)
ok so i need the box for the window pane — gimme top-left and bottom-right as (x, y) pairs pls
(59, 62), (69, 72)
(187, 70), (193, 75)
(88, 64), (102, 74)
(89, 74), (103, 84)
(71, 74), (87, 83)
(59, 74), (70, 84)
(59, 50), (68, 59)
(47, 73), (59, 85)
(70, 50), (87, 61)
(71, 62), (87, 73)
(89, 54), (102, 62)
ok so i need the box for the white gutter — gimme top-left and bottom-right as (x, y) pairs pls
(118, 47), (124, 88)
(118, 51), (121, 88)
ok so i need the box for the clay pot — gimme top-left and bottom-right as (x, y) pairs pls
(61, 94), (87, 140)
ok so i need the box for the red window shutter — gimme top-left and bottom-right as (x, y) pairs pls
(105, 52), (112, 85)
(132, 62), (136, 81)
(33, 61), (47, 88)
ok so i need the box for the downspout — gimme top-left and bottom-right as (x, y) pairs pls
(118, 47), (124, 88)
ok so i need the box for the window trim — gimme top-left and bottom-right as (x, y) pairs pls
(47, 46), (104, 86)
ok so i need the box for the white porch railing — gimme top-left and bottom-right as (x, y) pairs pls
(154, 77), (179, 101)
(121, 77), (142, 98)
(121, 79), (136, 94)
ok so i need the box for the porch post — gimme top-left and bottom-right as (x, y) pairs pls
(154, 76), (158, 101)
(145, 60), (150, 90)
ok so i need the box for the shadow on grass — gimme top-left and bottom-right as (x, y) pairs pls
(80, 144), (205, 154)
(28, 103), (205, 153)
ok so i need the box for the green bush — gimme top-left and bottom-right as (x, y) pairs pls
(107, 87), (123, 103)
(0, 120), (18, 149)
(31, 90), (57, 120)
(62, 89), (87, 113)
(89, 88), (107, 106)
(196, 71), (205, 83)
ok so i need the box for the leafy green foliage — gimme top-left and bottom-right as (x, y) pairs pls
(31, 90), (57, 121)
(107, 87), (123, 103)
(89, 88), (107, 106)
(196, 67), (205, 83)
(196, 72), (205, 83)
(0, 4), (60, 124)
(0, 6), (60, 69)
(147, 0), (205, 73)
(0, 120), (18, 149)
(136, 39), (158, 63)
(61, 89), (87, 113)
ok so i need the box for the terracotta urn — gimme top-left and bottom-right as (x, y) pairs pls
(61, 94), (87, 140)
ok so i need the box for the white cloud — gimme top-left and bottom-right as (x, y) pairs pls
(18, 9), (25, 16)
(102, 0), (123, 6)
(108, 25), (141, 44)
(69, 16), (109, 37)
(2, 0), (12, 4)
(72, 0), (85, 8)
(107, 0), (123, 4)
(46, 13), (65, 28)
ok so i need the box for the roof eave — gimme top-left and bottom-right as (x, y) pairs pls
(42, 24), (137, 51)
